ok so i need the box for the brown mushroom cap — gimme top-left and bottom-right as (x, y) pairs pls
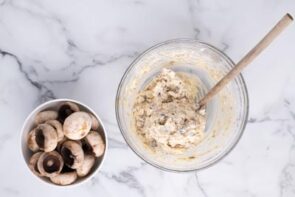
(89, 113), (99, 130)
(37, 151), (64, 177)
(29, 152), (43, 176)
(57, 102), (80, 123)
(34, 124), (58, 152)
(76, 155), (95, 177)
(60, 140), (84, 169)
(27, 128), (39, 152)
(63, 112), (92, 140)
(84, 131), (105, 157)
(50, 172), (77, 185)
(46, 120), (64, 142)
(34, 111), (58, 125)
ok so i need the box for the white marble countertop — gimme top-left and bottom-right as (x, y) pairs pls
(0, 0), (295, 196)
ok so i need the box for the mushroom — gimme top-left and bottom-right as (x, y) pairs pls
(61, 164), (76, 173)
(56, 138), (67, 153)
(34, 111), (58, 124)
(46, 120), (64, 142)
(29, 152), (43, 176)
(58, 102), (80, 123)
(76, 155), (95, 177)
(27, 128), (39, 152)
(37, 151), (64, 177)
(56, 138), (82, 153)
(83, 131), (105, 157)
(50, 172), (78, 185)
(88, 113), (99, 130)
(34, 124), (57, 152)
(63, 112), (92, 140)
(60, 140), (84, 169)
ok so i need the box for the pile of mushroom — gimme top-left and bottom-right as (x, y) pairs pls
(27, 102), (105, 185)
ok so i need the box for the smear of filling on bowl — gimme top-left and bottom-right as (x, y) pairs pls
(133, 68), (206, 153)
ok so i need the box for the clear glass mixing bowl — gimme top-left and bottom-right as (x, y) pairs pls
(116, 39), (249, 172)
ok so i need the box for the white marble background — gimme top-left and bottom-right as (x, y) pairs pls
(0, 0), (295, 196)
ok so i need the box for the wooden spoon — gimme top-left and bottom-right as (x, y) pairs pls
(198, 13), (293, 109)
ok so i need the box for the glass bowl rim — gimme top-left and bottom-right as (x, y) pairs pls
(115, 38), (249, 172)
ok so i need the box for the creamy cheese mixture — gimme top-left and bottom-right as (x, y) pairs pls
(133, 68), (206, 153)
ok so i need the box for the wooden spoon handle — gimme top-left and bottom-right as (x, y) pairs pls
(198, 13), (293, 108)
